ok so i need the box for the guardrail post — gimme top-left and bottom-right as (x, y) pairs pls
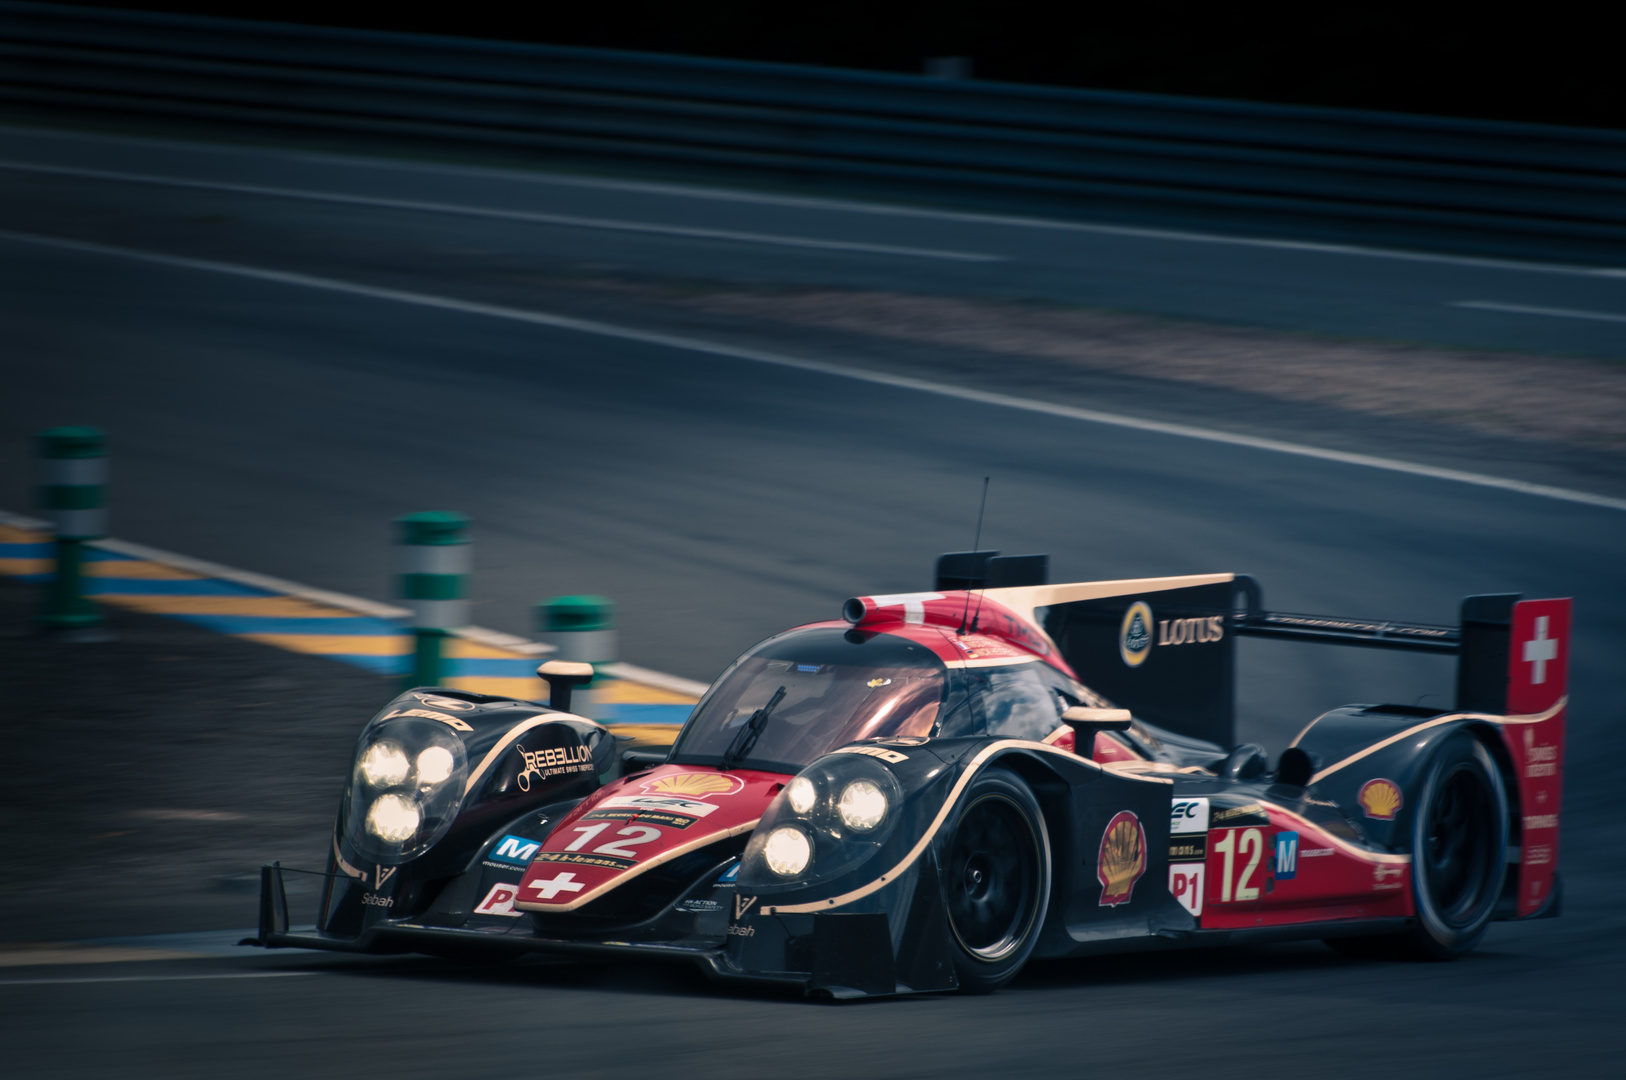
(36, 426), (108, 637)
(395, 511), (470, 689)
(537, 595), (616, 719)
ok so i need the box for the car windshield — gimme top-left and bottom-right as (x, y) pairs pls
(670, 628), (946, 773)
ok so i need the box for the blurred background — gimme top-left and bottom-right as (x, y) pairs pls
(1, 2), (1623, 1076)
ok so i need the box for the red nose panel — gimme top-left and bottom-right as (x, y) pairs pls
(514, 764), (786, 912)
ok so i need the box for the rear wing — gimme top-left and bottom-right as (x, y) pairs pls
(949, 554), (1562, 748)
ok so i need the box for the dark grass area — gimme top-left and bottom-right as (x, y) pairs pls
(0, 576), (392, 940)
(64, 0), (1626, 130)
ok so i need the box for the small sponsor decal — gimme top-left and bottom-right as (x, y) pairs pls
(1525, 844), (1553, 866)
(596, 794), (720, 819)
(1211, 802), (1269, 827)
(516, 742), (592, 791)
(1300, 847), (1335, 858)
(474, 882), (523, 917)
(680, 898), (723, 912)
(734, 894), (758, 919)
(417, 694), (477, 711)
(381, 707), (472, 732)
(1523, 728), (1558, 778)
(1097, 810), (1148, 907)
(1274, 831), (1299, 880)
(530, 850), (637, 871)
(1358, 779), (1403, 821)
(361, 892), (394, 908)
(1169, 835), (1207, 863)
(717, 863), (740, 884)
(642, 772), (744, 798)
(581, 807), (697, 830)
(1119, 603), (1154, 668)
(831, 745), (909, 764)
(1156, 616), (1225, 646)
(1371, 864), (1406, 891)
(526, 870), (587, 901)
(487, 835), (542, 865)
(1521, 615), (1560, 685)
(1170, 797), (1210, 834)
(373, 865), (398, 890)
(1523, 814), (1558, 830)
(726, 923), (756, 937)
(1169, 864), (1204, 917)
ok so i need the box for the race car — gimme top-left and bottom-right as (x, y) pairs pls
(254, 553), (1569, 996)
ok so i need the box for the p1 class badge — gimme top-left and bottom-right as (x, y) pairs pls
(1274, 831), (1299, 881)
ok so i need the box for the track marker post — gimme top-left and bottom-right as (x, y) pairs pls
(36, 426), (109, 638)
(395, 511), (470, 689)
(538, 595), (616, 720)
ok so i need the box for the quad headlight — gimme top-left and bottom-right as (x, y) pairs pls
(763, 826), (813, 877)
(739, 751), (904, 888)
(837, 779), (888, 832)
(342, 713), (469, 862)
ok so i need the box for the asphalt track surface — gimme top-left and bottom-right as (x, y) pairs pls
(2, 122), (1624, 1077)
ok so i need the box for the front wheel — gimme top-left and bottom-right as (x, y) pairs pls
(940, 767), (1051, 993)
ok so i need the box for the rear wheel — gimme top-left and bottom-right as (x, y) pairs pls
(1326, 733), (1507, 960)
(941, 768), (1051, 993)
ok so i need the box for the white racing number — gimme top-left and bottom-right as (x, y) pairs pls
(1212, 827), (1265, 903)
(562, 823), (663, 859)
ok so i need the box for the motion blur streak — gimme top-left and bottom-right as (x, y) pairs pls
(3, 227), (1621, 513)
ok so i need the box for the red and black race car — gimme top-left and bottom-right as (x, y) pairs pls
(255, 553), (1568, 996)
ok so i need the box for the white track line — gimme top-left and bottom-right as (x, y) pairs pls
(0, 971), (319, 987)
(5, 228), (1624, 513)
(6, 123), (1622, 279)
(1454, 300), (1626, 324)
(0, 160), (1000, 263)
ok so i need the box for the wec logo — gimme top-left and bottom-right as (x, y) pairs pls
(488, 835), (541, 865)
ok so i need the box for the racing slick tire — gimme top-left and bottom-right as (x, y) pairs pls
(940, 768), (1052, 993)
(1327, 734), (1508, 961)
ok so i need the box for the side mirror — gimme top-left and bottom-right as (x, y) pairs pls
(537, 660), (595, 713)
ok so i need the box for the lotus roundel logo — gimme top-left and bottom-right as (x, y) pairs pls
(642, 772), (743, 797)
(1358, 778), (1403, 820)
(1120, 602), (1153, 667)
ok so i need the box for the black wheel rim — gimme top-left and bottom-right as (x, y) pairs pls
(945, 794), (1039, 961)
(1422, 763), (1495, 926)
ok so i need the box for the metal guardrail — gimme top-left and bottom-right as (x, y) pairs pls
(3, 1), (1625, 260)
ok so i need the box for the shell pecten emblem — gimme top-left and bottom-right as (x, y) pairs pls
(1358, 778), (1403, 820)
(1097, 810), (1147, 906)
(642, 772), (744, 798)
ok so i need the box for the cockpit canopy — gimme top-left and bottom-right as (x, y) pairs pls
(669, 626), (1104, 773)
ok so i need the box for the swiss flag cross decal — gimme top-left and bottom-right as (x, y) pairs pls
(1507, 599), (1572, 715)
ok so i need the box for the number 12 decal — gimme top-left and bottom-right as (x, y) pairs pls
(561, 823), (663, 859)
(1212, 827), (1264, 902)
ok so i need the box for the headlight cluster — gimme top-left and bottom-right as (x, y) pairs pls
(741, 752), (905, 887)
(342, 717), (468, 862)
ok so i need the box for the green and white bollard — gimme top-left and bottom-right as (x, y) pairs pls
(36, 426), (108, 636)
(395, 511), (470, 689)
(537, 595), (616, 720)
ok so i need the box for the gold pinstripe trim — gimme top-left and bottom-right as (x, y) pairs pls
(463, 713), (598, 797)
(513, 817), (762, 913)
(1257, 802), (1410, 865)
(331, 835), (363, 880)
(1307, 696), (1567, 785)
(942, 654), (1042, 669)
(761, 739), (1115, 916)
(980, 573), (1236, 628)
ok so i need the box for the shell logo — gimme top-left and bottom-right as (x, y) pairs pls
(1358, 778), (1403, 821)
(642, 772), (743, 797)
(1097, 810), (1147, 906)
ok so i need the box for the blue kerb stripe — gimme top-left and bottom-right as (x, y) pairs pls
(328, 653), (404, 675)
(437, 658), (544, 677)
(0, 542), (52, 557)
(169, 615), (403, 635)
(86, 578), (272, 596)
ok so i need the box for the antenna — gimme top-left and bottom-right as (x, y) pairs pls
(959, 477), (990, 634)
